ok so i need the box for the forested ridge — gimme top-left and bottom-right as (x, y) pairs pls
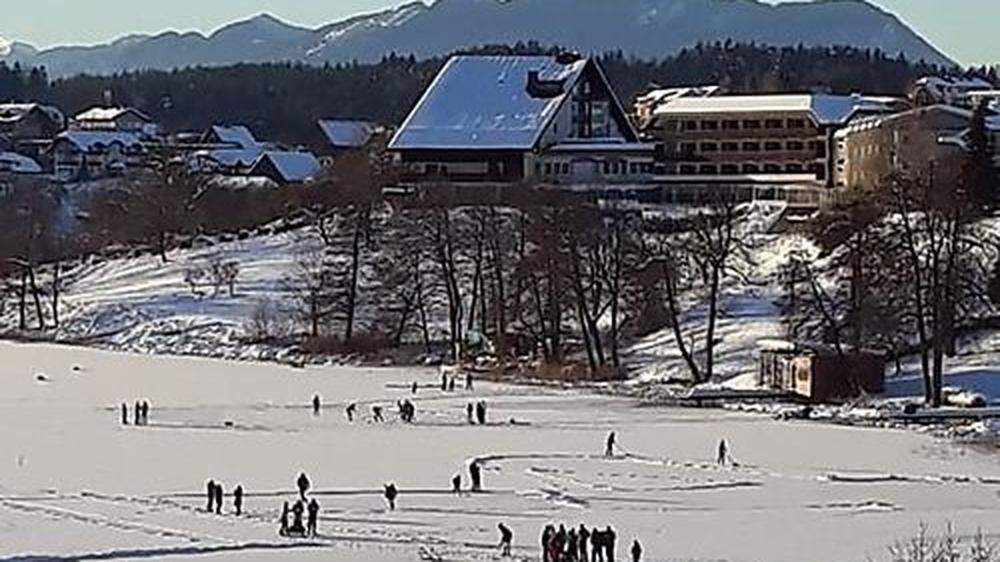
(2, 41), (994, 144)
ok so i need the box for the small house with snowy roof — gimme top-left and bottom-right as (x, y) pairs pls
(389, 53), (654, 189)
(315, 119), (378, 165)
(249, 151), (321, 185)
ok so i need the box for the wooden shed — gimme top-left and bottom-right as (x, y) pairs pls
(757, 340), (885, 403)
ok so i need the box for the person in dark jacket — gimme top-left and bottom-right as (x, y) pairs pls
(578, 525), (591, 562)
(452, 473), (462, 494)
(307, 498), (320, 536)
(233, 485), (244, 515)
(345, 402), (356, 422)
(279, 501), (289, 536)
(469, 461), (482, 492)
(591, 527), (604, 562)
(542, 525), (554, 562)
(206, 480), (216, 512)
(605, 432), (616, 457)
(412, 381), (418, 394)
(441, 373), (448, 391)
(604, 526), (617, 562)
(121, 403), (129, 425)
(141, 401), (149, 424)
(567, 528), (579, 561)
(717, 438), (729, 467)
(384, 483), (399, 510)
(467, 403), (475, 424)
(312, 394), (321, 415)
(498, 523), (513, 556)
(134, 400), (141, 425)
(465, 372), (474, 391)
(631, 539), (642, 562)
(297, 472), (310, 500)
(214, 483), (223, 514)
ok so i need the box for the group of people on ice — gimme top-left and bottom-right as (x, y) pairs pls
(205, 479), (244, 516)
(541, 524), (641, 562)
(121, 400), (151, 426)
(279, 472), (321, 537)
(439, 371), (474, 393)
(467, 400), (489, 425)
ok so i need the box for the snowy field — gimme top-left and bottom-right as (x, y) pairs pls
(2, 342), (999, 562)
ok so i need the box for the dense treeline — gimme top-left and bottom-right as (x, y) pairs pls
(1, 42), (995, 144)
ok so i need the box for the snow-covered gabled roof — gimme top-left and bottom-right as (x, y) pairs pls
(653, 94), (902, 126)
(0, 151), (42, 174)
(57, 130), (144, 151)
(75, 106), (151, 124)
(208, 125), (258, 149)
(195, 147), (265, 168)
(318, 119), (376, 149)
(389, 55), (591, 151)
(254, 151), (321, 183)
(0, 102), (65, 125)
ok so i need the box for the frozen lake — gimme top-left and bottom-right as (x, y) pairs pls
(1, 341), (998, 562)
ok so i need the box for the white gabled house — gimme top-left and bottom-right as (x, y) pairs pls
(388, 53), (654, 189)
(50, 130), (146, 182)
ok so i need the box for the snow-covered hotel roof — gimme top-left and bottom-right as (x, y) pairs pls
(389, 55), (590, 151)
(653, 94), (902, 126)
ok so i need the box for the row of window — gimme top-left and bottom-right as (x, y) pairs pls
(671, 162), (825, 176)
(679, 139), (825, 155)
(539, 161), (656, 176)
(674, 117), (810, 132)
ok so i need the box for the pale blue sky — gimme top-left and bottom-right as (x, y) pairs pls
(0, 0), (996, 65)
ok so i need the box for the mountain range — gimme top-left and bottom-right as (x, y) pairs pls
(0, 0), (955, 78)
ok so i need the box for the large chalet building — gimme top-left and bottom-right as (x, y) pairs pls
(389, 54), (654, 191)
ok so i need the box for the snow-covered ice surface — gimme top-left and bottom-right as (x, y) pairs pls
(2, 342), (999, 562)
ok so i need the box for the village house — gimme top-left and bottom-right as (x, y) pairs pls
(190, 124), (267, 175)
(833, 105), (988, 191)
(73, 106), (156, 134)
(910, 75), (996, 108)
(50, 130), (147, 182)
(315, 119), (378, 166)
(642, 92), (905, 204)
(0, 103), (66, 142)
(248, 151), (322, 185)
(0, 151), (43, 198)
(389, 54), (654, 193)
(758, 341), (886, 403)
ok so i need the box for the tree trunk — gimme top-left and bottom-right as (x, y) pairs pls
(704, 265), (721, 383)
